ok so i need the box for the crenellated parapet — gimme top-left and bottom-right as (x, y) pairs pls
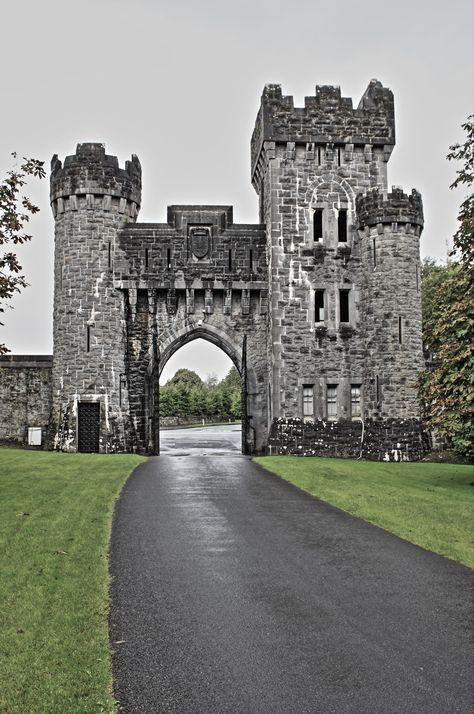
(356, 188), (424, 231)
(50, 143), (141, 217)
(251, 79), (395, 181)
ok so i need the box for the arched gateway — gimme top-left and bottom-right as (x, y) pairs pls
(41, 80), (427, 459)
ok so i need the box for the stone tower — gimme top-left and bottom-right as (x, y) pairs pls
(251, 80), (424, 458)
(49, 143), (141, 451)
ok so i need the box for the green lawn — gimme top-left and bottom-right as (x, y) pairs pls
(0, 448), (145, 714)
(254, 456), (474, 568)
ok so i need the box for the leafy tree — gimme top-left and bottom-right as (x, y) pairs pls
(447, 116), (473, 270)
(168, 368), (203, 388)
(159, 366), (242, 421)
(420, 118), (474, 458)
(220, 366), (241, 389)
(230, 389), (241, 419)
(0, 154), (45, 353)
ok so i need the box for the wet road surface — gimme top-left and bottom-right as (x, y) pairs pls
(159, 423), (242, 457)
(110, 427), (473, 713)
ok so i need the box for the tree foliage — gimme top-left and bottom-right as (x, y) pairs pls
(419, 118), (474, 458)
(447, 116), (473, 271)
(0, 154), (45, 354)
(160, 366), (241, 421)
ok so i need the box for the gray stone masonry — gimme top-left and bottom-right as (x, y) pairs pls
(251, 80), (425, 458)
(1, 79), (426, 458)
(0, 356), (52, 446)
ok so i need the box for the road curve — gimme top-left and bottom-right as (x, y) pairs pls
(110, 446), (473, 713)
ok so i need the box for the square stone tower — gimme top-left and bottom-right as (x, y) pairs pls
(251, 80), (425, 458)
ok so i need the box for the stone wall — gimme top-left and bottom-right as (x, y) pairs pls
(269, 417), (428, 461)
(0, 356), (52, 447)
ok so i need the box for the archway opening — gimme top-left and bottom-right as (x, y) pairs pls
(158, 336), (244, 455)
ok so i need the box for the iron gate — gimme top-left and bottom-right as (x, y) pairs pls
(77, 402), (100, 453)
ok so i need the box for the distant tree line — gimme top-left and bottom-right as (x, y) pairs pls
(160, 367), (241, 421)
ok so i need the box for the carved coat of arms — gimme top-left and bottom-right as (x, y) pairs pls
(190, 227), (210, 259)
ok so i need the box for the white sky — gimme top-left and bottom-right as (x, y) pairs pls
(1, 0), (473, 380)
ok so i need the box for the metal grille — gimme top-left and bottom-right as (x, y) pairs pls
(77, 402), (100, 453)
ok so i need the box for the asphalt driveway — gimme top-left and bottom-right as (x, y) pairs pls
(110, 432), (473, 713)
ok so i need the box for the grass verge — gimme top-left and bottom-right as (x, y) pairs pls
(0, 448), (146, 714)
(254, 456), (474, 568)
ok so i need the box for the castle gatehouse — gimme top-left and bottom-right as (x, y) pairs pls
(0, 80), (426, 459)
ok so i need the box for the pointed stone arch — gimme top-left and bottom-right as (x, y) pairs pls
(151, 323), (257, 455)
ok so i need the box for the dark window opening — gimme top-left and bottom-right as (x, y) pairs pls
(376, 374), (380, 403)
(339, 289), (350, 323)
(108, 242), (111, 270)
(317, 146), (322, 165)
(145, 247), (149, 269)
(315, 289), (325, 322)
(337, 148), (341, 166)
(249, 248), (253, 272)
(313, 209), (323, 242)
(399, 316), (403, 344)
(338, 209), (348, 242)
(166, 248), (171, 270)
(86, 325), (91, 352)
(228, 248), (232, 272)
(372, 237), (376, 268)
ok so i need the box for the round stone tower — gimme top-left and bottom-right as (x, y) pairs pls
(49, 143), (141, 451)
(356, 187), (424, 419)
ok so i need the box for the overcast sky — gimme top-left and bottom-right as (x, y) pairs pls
(1, 0), (473, 381)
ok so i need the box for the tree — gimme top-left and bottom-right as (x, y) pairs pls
(419, 118), (474, 458)
(0, 154), (45, 354)
(447, 116), (473, 270)
(168, 368), (203, 388)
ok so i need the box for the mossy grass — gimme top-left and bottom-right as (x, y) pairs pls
(254, 456), (474, 568)
(0, 448), (145, 713)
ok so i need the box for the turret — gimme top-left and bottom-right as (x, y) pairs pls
(50, 143), (141, 452)
(356, 188), (424, 419)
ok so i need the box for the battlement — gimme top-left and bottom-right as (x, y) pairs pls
(356, 188), (424, 229)
(50, 143), (141, 205)
(251, 79), (395, 179)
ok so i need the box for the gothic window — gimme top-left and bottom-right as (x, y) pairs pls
(327, 384), (338, 420)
